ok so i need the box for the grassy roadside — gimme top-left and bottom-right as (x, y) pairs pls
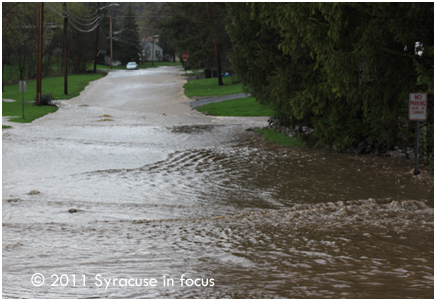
(185, 76), (305, 148)
(2, 73), (105, 125)
(197, 96), (274, 117)
(2, 102), (58, 125)
(184, 76), (243, 98)
(184, 76), (271, 116)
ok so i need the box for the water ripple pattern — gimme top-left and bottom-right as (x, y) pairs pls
(2, 67), (433, 298)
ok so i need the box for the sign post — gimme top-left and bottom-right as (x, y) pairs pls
(182, 52), (189, 74)
(408, 92), (427, 175)
(19, 80), (26, 119)
(182, 52), (189, 61)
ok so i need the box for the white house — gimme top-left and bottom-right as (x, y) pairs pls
(140, 41), (163, 62)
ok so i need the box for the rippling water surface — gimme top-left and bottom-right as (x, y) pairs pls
(2, 68), (434, 298)
(3, 126), (433, 299)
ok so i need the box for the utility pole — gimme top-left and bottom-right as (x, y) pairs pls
(36, 2), (44, 105)
(93, 2), (100, 73)
(63, 2), (68, 94)
(110, 14), (113, 69)
(151, 24), (155, 67)
(107, 4), (119, 69)
(206, 3), (223, 86)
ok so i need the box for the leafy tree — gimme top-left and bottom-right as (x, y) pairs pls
(2, 2), (100, 82)
(227, 3), (433, 151)
(158, 3), (231, 84)
(2, 3), (38, 83)
(63, 3), (100, 73)
(115, 5), (140, 64)
(2, 2), (65, 86)
(159, 3), (210, 67)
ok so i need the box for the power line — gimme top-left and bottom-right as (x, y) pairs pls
(48, 2), (100, 21)
(67, 10), (100, 22)
(68, 18), (101, 33)
(44, 3), (65, 18)
(45, 3), (102, 33)
(44, 4), (146, 42)
(68, 14), (100, 28)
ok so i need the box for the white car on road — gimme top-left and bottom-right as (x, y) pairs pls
(126, 62), (138, 70)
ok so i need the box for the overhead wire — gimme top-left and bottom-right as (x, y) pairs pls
(44, 3), (65, 19)
(68, 14), (100, 27)
(45, 3), (144, 47)
(68, 18), (101, 33)
(45, 3), (102, 33)
(48, 2), (100, 23)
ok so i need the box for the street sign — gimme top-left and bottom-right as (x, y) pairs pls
(409, 93), (427, 121)
(409, 92), (428, 175)
(19, 80), (26, 92)
(182, 52), (189, 61)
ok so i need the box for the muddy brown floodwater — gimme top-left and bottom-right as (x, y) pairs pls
(2, 67), (434, 298)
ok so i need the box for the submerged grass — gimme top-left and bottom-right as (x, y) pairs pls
(256, 128), (306, 148)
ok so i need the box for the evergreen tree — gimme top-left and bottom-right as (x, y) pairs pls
(158, 3), (231, 84)
(117, 5), (140, 64)
(227, 3), (433, 152)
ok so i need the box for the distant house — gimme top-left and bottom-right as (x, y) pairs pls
(140, 41), (163, 62)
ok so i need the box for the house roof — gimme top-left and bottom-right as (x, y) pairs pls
(140, 41), (162, 51)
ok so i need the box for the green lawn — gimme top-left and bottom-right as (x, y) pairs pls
(185, 77), (273, 117)
(184, 76), (306, 148)
(184, 76), (243, 98)
(2, 73), (105, 124)
(2, 101), (58, 124)
(2, 63), (21, 84)
(197, 96), (274, 117)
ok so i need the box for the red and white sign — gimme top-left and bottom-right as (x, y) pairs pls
(182, 52), (189, 61)
(409, 93), (427, 121)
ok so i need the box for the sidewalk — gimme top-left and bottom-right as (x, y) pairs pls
(189, 92), (251, 108)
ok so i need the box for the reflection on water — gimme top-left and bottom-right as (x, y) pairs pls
(2, 124), (434, 298)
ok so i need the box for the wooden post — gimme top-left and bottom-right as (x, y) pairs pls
(36, 2), (43, 105)
(63, 2), (68, 94)
(93, 3), (100, 73)
(110, 14), (113, 69)
(414, 121), (420, 175)
(151, 24), (155, 67)
(206, 3), (223, 86)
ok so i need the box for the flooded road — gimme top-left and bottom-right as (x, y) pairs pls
(2, 67), (434, 298)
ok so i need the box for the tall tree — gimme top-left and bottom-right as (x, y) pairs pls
(116, 5), (140, 64)
(2, 2), (65, 86)
(2, 3), (39, 83)
(159, 3), (231, 84)
(227, 3), (433, 151)
(64, 3), (98, 73)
